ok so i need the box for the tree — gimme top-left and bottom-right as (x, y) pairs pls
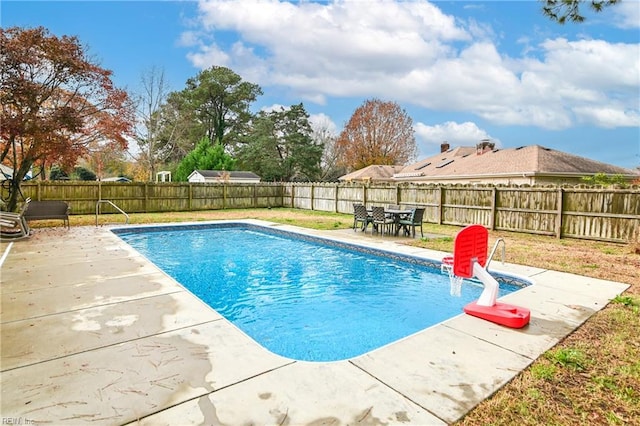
(135, 66), (170, 181)
(236, 112), (281, 181)
(0, 26), (135, 211)
(336, 99), (417, 172)
(73, 166), (96, 181)
(237, 104), (323, 181)
(175, 137), (236, 181)
(161, 66), (262, 153)
(84, 138), (129, 180)
(312, 119), (345, 181)
(49, 165), (68, 181)
(153, 92), (198, 163)
(541, 0), (619, 24)
(581, 173), (627, 186)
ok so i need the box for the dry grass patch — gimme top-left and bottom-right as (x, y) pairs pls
(60, 207), (353, 230)
(415, 233), (639, 425)
(399, 224), (640, 425)
(411, 228), (640, 294)
(458, 299), (640, 425)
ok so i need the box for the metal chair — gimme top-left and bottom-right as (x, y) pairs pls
(371, 206), (394, 236)
(398, 207), (425, 238)
(353, 204), (371, 232)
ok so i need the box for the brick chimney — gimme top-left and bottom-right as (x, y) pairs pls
(440, 142), (450, 153)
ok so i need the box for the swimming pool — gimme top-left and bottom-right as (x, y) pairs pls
(113, 223), (530, 361)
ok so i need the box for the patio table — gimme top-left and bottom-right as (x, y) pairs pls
(384, 208), (413, 236)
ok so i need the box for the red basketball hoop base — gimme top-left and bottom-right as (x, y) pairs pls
(464, 301), (530, 329)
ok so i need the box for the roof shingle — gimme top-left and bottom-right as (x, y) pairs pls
(396, 145), (638, 179)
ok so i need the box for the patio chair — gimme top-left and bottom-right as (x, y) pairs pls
(371, 206), (394, 236)
(353, 204), (372, 232)
(0, 198), (31, 241)
(398, 207), (425, 238)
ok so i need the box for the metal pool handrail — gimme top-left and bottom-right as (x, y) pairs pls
(95, 200), (130, 226)
(486, 238), (505, 271)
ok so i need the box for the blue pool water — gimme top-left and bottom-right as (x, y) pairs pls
(114, 223), (528, 361)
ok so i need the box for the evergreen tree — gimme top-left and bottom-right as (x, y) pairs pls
(73, 166), (97, 181)
(175, 137), (236, 181)
(237, 104), (322, 181)
(50, 165), (69, 181)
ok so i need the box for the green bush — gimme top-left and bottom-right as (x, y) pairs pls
(581, 173), (627, 187)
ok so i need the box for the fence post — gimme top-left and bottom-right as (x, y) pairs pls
(223, 183), (227, 209)
(362, 184), (367, 206)
(555, 188), (564, 239)
(489, 186), (497, 230)
(438, 186), (443, 225)
(253, 184), (257, 208)
(188, 184), (193, 211)
(310, 183), (315, 210)
(143, 183), (148, 213)
(290, 183), (295, 208)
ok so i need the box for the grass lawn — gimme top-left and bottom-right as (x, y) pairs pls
(37, 208), (640, 424)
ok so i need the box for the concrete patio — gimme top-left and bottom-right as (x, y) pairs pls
(0, 220), (629, 425)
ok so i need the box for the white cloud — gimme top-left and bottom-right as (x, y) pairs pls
(309, 113), (338, 136)
(537, 38), (639, 89)
(260, 103), (287, 114)
(186, 43), (230, 68)
(512, 38), (640, 128)
(573, 106), (640, 128)
(186, 0), (639, 131)
(611, 1), (640, 29)
(414, 121), (498, 156)
(192, 0), (467, 90)
(177, 31), (200, 47)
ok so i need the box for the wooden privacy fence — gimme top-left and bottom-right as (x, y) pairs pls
(16, 181), (639, 243)
(19, 181), (283, 216)
(283, 182), (639, 244)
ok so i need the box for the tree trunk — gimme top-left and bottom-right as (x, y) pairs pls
(6, 161), (33, 212)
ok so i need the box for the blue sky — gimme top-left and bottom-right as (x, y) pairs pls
(3, 0), (640, 170)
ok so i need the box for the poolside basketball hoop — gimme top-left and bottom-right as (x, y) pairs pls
(453, 225), (530, 329)
(441, 255), (463, 297)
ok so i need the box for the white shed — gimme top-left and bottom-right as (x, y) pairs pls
(156, 171), (172, 182)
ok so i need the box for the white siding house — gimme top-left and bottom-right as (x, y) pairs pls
(187, 170), (261, 183)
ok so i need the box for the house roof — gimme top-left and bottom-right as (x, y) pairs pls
(394, 145), (639, 180)
(0, 164), (12, 180)
(1, 164), (33, 181)
(338, 165), (404, 181)
(102, 176), (131, 182)
(192, 170), (261, 179)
